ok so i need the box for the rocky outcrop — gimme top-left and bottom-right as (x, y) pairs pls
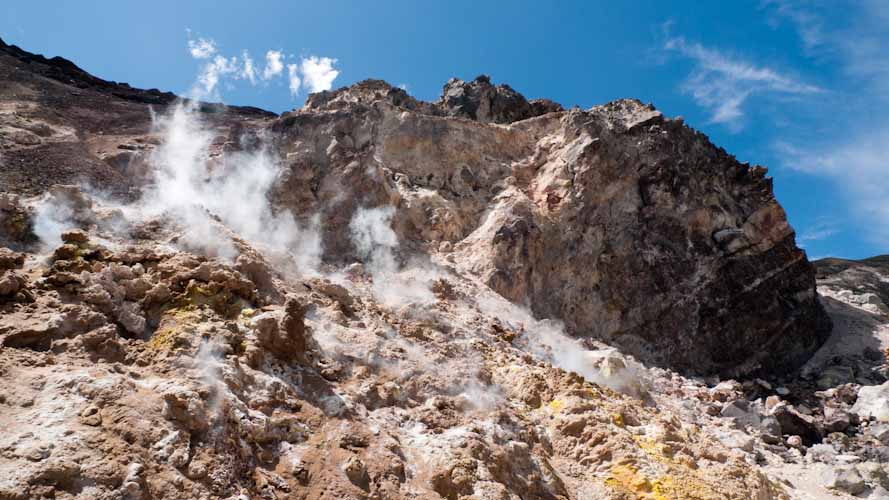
(437, 75), (563, 123)
(275, 82), (829, 376)
(0, 39), (855, 500)
(0, 34), (830, 375)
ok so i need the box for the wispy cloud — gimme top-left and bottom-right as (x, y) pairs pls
(183, 34), (341, 101)
(796, 216), (840, 245)
(187, 37), (217, 59)
(300, 56), (340, 93)
(663, 34), (821, 128)
(262, 50), (284, 80)
(240, 50), (256, 84)
(778, 134), (889, 243)
(763, 0), (826, 52)
(765, 1), (889, 247)
(193, 55), (239, 99)
(287, 63), (301, 98)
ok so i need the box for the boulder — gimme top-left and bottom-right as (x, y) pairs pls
(437, 75), (563, 124)
(0, 247), (25, 270)
(772, 405), (821, 444)
(823, 466), (866, 495)
(253, 296), (308, 361)
(852, 382), (889, 422)
(823, 406), (853, 433)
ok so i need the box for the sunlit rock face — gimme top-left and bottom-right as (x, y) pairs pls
(0, 37), (842, 500)
(271, 78), (831, 376)
(0, 34), (829, 376)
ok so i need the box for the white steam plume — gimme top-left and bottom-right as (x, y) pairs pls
(476, 292), (648, 397)
(240, 50), (257, 84)
(188, 37), (217, 59)
(192, 55), (239, 100)
(139, 103), (322, 271)
(349, 206), (437, 308)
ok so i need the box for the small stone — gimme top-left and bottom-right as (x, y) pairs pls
(704, 404), (721, 416)
(342, 455), (369, 489)
(775, 387), (790, 396)
(715, 429), (754, 452)
(765, 395), (781, 410)
(0, 248), (25, 271)
(80, 405), (102, 426)
(853, 381), (889, 422)
(808, 443), (837, 463)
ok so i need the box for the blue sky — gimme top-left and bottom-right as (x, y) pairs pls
(3, 1), (887, 259)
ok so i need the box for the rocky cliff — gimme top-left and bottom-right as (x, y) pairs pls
(3, 38), (878, 500)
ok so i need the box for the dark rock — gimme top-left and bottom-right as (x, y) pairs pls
(773, 405), (822, 444)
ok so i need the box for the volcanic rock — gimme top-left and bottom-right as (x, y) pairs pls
(0, 36), (854, 500)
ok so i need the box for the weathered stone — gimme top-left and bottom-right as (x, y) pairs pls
(773, 405), (821, 444)
(253, 296), (307, 361)
(823, 406), (852, 433)
(61, 229), (89, 244)
(0, 247), (25, 270)
(823, 466), (866, 495)
(852, 382), (889, 422)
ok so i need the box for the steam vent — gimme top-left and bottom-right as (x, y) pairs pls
(4, 35), (889, 500)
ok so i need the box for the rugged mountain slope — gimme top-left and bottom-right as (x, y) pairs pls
(280, 82), (831, 375)
(4, 38), (884, 500)
(0, 35), (831, 375)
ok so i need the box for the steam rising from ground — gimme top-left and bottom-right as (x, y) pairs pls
(477, 292), (647, 397)
(349, 206), (437, 308)
(138, 103), (322, 271)
(31, 100), (323, 273)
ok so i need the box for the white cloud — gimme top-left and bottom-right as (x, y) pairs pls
(796, 217), (840, 245)
(764, 2), (889, 246)
(262, 50), (284, 80)
(664, 36), (821, 128)
(778, 134), (889, 243)
(182, 35), (341, 103)
(188, 37), (217, 59)
(193, 55), (239, 99)
(240, 50), (256, 85)
(300, 56), (340, 93)
(287, 63), (301, 98)
(763, 0), (826, 52)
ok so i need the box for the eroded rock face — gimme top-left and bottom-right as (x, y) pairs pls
(0, 38), (846, 500)
(273, 83), (829, 376)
